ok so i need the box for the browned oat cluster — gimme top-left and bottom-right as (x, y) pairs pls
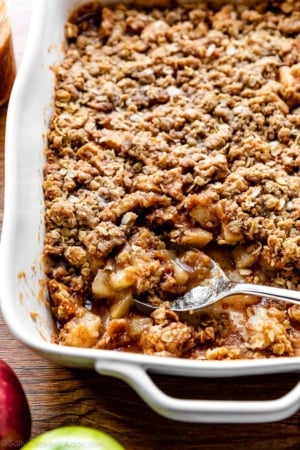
(43, 0), (300, 359)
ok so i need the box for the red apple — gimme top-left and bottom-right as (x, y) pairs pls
(0, 359), (31, 450)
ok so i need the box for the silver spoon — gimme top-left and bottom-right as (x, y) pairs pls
(134, 258), (300, 314)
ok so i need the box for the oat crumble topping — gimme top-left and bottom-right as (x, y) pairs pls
(43, 0), (300, 359)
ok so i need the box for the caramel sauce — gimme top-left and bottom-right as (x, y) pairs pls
(0, 30), (16, 106)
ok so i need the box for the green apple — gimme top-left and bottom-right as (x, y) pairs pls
(21, 425), (125, 450)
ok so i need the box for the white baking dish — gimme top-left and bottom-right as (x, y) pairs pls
(1, 0), (300, 423)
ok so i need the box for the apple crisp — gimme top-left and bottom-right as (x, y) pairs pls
(43, 0), (300, 359)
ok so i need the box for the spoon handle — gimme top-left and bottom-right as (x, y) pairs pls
(230, 283), (300, 306)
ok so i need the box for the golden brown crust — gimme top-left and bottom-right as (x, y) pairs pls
(44, 1), (300, 358)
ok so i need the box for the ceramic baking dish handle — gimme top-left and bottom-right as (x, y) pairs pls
(95, 359), (300, 423)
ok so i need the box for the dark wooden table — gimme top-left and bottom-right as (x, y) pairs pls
(0, 1), (299, 448)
